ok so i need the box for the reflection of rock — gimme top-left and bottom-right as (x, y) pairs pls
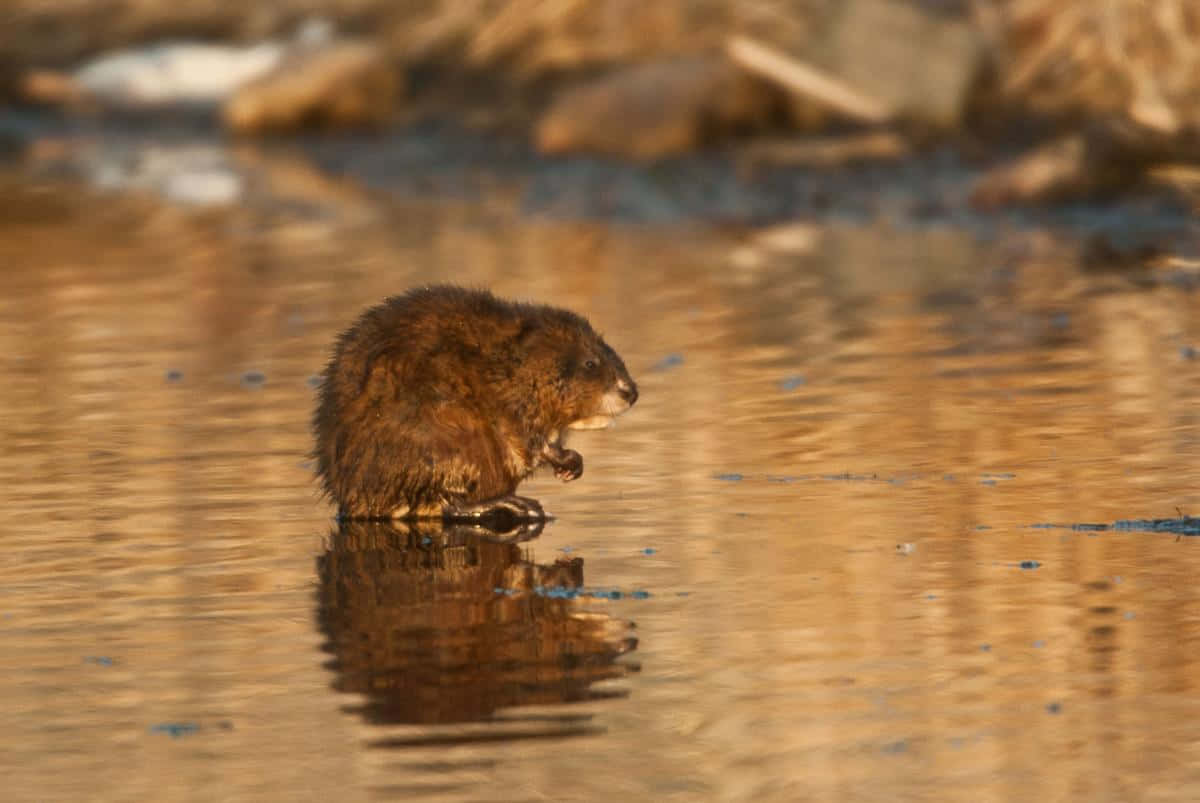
(43, 142), (245, 206)
(316, 520), (637, 729)
(536, 56), (780, 159)
(230, 146), (377, 218)
(22, 136), (382, 213)
(224, 41), (400, 134)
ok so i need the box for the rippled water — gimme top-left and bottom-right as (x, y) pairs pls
(3, 177), (1200, 802)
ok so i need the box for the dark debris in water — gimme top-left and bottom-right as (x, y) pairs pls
(240, 370), (266, 388)
(651, 353), (684, 372)
(716, 471), (935, 485)
(1019, 560), (1041, 570)
(149, 722), (200, 738)
(1113, 517), (1200, 535)
(1030, 517), (1200, 536)
(148, 720), (233, 738)
(493, 586), (653, 600)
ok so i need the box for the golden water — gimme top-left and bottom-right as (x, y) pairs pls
(3, 180), (1200, 801)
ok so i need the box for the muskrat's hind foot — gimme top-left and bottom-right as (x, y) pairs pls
(445, 495), (548, 526)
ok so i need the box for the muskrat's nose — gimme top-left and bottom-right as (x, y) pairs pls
(617, 377), (638, 406)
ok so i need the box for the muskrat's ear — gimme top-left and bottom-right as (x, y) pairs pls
(361, 346), (400, 398)
(556, 353), (578, 380)
(514, 319), (541, 349)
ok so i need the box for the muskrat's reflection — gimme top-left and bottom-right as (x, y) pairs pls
(316, 519), (638, 732)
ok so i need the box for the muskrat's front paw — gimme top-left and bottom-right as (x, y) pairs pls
(553, 450), (583, 482)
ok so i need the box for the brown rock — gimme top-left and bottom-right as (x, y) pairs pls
(731, 1), (982, 131)
(535, 56), (780, 160)
(18, 69), (85, 106)
(819, 0), (982, 129)
(224, 41), (400, 134)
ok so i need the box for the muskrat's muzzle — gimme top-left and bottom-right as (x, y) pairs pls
(616, 376), (638, 407)
(568, 374), (638, 431)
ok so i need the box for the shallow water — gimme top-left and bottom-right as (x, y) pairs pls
(3, 177), (1200, 803)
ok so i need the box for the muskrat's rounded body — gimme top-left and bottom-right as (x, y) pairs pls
(313, 286), (637, 519)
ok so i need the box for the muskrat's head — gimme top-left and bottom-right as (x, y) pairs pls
(518, 307), (638, 433)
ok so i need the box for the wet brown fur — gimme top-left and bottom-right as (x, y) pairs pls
(313, 285), (637, 519)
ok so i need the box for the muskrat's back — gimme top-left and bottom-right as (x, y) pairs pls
(313, 285), (637, 520)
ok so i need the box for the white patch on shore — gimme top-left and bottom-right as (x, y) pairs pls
(76, 42), (284, 105)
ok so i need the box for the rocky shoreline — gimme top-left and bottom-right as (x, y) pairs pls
(2, 1), (1198, 209)
(1, 0), (1198, 249)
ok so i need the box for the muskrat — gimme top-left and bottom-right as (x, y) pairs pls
(313, 285), (638, 520)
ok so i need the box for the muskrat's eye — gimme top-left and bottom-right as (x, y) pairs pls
(584, 359), (598, 372)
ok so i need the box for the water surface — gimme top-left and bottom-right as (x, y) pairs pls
(3, 179), (1200, 801)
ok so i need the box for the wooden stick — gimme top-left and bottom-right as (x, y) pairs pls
(726, 35), (892, 124)
(740, 131), (909, 168)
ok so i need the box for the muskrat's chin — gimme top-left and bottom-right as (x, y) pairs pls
(567, 415), (615, 431)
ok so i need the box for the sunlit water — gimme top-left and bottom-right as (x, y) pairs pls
(2, 176), (1200, 802)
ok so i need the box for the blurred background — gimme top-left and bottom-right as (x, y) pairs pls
(2, 0), (1200, 215)
(3, 2), (1200, 802)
